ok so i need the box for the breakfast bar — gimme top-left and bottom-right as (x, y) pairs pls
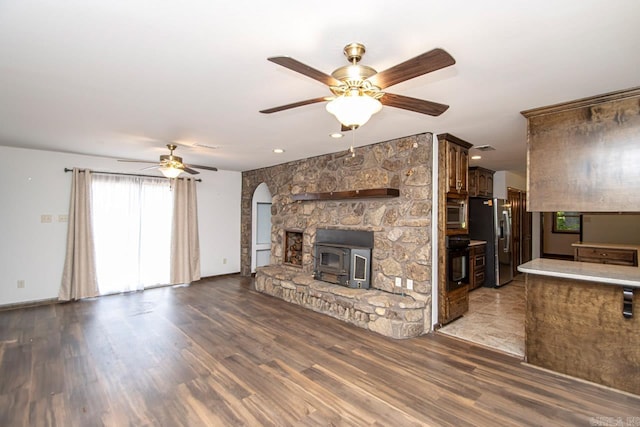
(518, 258), (639, 395)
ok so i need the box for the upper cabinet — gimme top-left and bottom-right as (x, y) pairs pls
(468, 167), (494, 198)
(439, 133), (473, 197)
(521, 87), (640, 212)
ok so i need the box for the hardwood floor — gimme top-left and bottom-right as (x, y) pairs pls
(1, 275), (638, 426)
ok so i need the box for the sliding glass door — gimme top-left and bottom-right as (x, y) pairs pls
(91, 174), (173, 295)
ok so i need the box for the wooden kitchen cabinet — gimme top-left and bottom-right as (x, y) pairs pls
(443, 285), (469, 323)
(573, 244), (638, 267)
(439, 133), (472, 196)
(437, 133), (474, 325)
(468, 167), (494, 198)
(521, 87), (640, 212)
(469, 243), (487, 290)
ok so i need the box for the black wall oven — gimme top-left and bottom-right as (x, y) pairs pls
(446, 235), (470, 291)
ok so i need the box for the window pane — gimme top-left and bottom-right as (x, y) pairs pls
(553, 211), (580, 234)
(256, 202), (272, 245)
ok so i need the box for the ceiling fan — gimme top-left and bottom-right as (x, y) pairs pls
(118, 144), (218, 178)
(260, 42), (456, 128)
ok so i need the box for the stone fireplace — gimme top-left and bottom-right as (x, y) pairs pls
(241, 132), (434, 338)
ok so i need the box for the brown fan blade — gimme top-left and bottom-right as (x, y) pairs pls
(140, 165), (160, 171)
(267, 57), (340, 86)
(260, 97), (329, 114)
(370, 48), (455, 89)
(186, 164), (218, 172)
(181, 166), (200, 175)
(380, 93), (449, 116)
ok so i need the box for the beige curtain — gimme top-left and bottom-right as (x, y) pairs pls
(170, 177), (201, 284)
(59, 168), (99, 301)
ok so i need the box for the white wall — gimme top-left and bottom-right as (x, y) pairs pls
(0, 146), (241, 306)
(493, 170), (526, 199)
(582, 214), (640, 244)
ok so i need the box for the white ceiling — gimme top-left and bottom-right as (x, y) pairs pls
(1, 1), (638, 173)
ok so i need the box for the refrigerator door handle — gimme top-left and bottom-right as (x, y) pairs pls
(503, 210), (511, 253)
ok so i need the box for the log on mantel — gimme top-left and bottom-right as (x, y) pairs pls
(292, 188), (400, 201)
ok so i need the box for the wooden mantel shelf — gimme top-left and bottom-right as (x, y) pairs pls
(292, 188), (400, 201)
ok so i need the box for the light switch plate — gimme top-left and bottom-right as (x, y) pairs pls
(407, 279), (413, 290)
(395, 277), (402, 287)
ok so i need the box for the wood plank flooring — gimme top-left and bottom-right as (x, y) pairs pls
(1, 275), (638, 426)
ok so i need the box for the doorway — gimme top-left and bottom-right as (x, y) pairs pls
(439, 189), (531, 358)
(251, 183), (272, 273)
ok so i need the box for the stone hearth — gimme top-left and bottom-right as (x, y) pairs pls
(256, 265), (426, 339)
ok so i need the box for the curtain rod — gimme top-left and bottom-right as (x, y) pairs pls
(64, 168), (202, 182)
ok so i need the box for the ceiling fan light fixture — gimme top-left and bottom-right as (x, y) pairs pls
(325, 90), (382, 128)
(160, 165), (183, 179)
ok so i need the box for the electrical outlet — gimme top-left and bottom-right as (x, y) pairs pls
(41, 214), (52, 223)
(406, 279), (414, 290)
(17, 280), (25, 288)
(395, 277), (402, 288)
(58, 214), (68, 222)
(223, 258), (227, 264)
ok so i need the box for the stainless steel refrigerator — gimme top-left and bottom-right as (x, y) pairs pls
(468, 197), (513, 287)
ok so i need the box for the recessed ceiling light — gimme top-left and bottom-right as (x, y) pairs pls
(273, 148), (284, 154)
(330, 133), (343, 139)
(471, 155), (482, 160)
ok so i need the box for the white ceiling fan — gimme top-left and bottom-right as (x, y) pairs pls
(118, 144), (218, 178)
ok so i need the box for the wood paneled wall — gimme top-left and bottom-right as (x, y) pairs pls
(525, 274), (639, 395)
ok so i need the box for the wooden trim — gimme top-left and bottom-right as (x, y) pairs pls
(540, 253), (574, 261)
(520, 86), (640, 118)
(468, 166), (494, 173)
(436, 133), (473, 149)
(0, 297), (59, 312)
(197, 273), (242, 281)
(291, 188), (399, 201)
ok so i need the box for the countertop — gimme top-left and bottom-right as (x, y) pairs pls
(571, 241), (640, 252)
(517, 258), (640, 288)
(469, 240), (487, 247)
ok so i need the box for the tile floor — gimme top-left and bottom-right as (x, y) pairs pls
(438, 275), (525, 357)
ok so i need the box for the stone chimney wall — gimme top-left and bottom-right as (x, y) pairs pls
(241, 132), (434, 319)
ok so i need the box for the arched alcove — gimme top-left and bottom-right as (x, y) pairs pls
(251, 182), (272, 273)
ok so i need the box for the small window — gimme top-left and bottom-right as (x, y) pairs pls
(553, 211), (581, 234)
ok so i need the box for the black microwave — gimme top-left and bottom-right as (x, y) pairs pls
(446, 198), (467, 230)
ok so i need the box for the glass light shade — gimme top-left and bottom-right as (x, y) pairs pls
(326, 93), (382, 128)
(160, 166), (183, 179)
